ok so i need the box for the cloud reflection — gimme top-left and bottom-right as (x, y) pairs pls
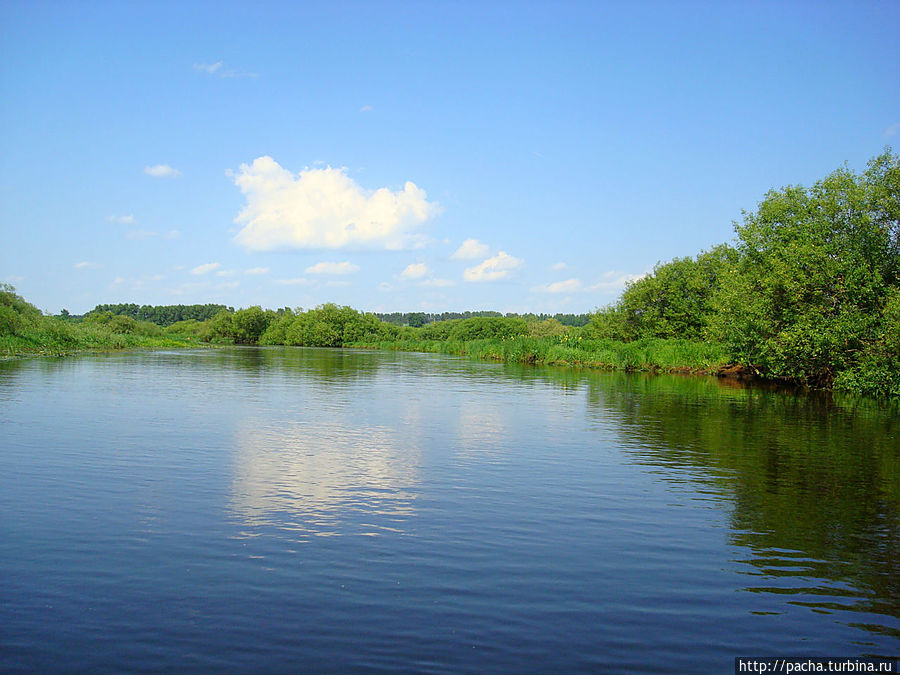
(230, 421), (419, 538)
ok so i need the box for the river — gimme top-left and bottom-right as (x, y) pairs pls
(1, 347), (897, 672)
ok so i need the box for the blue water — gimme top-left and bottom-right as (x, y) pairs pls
(1, 347), (898, 672)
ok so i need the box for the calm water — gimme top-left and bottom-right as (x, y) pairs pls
(1, 347), (898, 673)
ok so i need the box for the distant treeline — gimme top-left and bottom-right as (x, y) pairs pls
(88, 303), (233, 326)
(374, 311), (591, 327)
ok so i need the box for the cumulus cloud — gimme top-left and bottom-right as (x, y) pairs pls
(145, 164), (182, 178)
(451, 238), (489, 260)
(400, 262), (428, 280)
(534, 278), (583, 293)
(245, 267), (270, 275)
(232, 157), (439, 251)
(191, 262), (221, 275)
(74, 261), (99, 269)
(463, 252), (524, 282)
(107, 214), (135, 224)
(305, 261), (360, 275)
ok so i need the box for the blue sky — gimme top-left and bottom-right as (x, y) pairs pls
(1, 1), (898, 315)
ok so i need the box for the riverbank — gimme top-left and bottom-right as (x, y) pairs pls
(347, 335), (732, 375)
(0, 323), (201, 358)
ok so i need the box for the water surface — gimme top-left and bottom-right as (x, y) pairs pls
(1, 347), (897, 672)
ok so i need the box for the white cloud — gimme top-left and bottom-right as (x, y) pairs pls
(463, 251), (524, 282)
(74, 261), (99, 269)
(107, 214), (135, 225)
(164, 230), (181, 239)
(191, 262), (221, 275)
(193, 61), (223, 74)
(451, 238), (489, 260)
(400, 262), (428, 280)
(245, 267), (270, 275)
(551, 262), (567, 271)
(305, 261), (360, 275)
(885, 122), (900, 138)
(360, 104), (373, 112)
(145, 164), (182, 178)
(275, 277), (311, 286)
(232, 157), (439, 251)
(534, 278), (583, 293)
(216, 270), (236, 277)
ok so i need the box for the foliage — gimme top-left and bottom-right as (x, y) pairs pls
(1, 284), (42, 335)
(255, 304), (392, 348)
(445, 316), (529, 341)
(88, 303), (231, 326)
(589, 245), (737, 341)
(712, 150), (899, 390)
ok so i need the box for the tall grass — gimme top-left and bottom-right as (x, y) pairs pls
(0, 316), (201, 357)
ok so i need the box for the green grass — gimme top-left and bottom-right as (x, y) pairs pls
(0, 317), (203, 358)
(348, 335), (730, 373)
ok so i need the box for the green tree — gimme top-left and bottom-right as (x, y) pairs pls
(713, 149), (900, 388)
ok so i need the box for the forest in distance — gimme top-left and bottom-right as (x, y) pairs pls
(2, 150), (898, 399)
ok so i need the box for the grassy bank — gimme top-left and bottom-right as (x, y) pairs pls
(348, 335), (731, 373)
(0, 322), (201, 357)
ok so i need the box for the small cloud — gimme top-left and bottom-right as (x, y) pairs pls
(885, 122), (900, 138)
(463, 251), (524, 282)
(112, 276), (125, 285)
(107, 214), (135, 225)
(451, 238), (489, 260)
(551, 262), (567, 271)
(216, 270), (236, 277)
(149, 274), (166, 282)
(194, 60), (257, 79)
(145, 164), (182, 178)
(305, 261), (360, 275)
(164, 230), (181, 239)
(191, 262), (221, 275)
(378, 282), (393, 292)
(418, 278), (455, 287)
(244, 267), (270, 275)
(193, 61), (223, 74)
(399, 262), (428, 280)
(360, 104), (373, 113)
(533, 278), (582, 293)
(74, 261), (99, 270)
(275, 277), (311, 286)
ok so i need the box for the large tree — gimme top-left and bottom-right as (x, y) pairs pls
(713, 149), (899, 388)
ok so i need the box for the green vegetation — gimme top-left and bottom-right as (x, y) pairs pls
(1, 285), (201, 357)
(3, 151), (897, 397)
(590, 150), (899, 398)
(88, 302), (231, 326)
